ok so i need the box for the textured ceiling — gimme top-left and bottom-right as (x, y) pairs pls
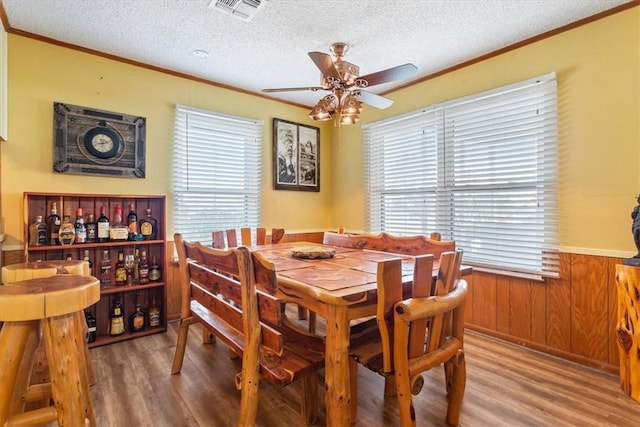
(3, 0), (633, 109)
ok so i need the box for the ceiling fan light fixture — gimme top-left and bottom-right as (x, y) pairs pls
(341, 93), (362, 115)
(309, 101), (332, 121)
(339, 113), (360, 126)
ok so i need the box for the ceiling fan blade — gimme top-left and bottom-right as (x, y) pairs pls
(355, 90), (394, 109)
(357, 63), (418, 88)
(262, 86), (327, 93)
(308, 51), (341, 79)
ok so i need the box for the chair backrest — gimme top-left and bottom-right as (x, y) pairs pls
(375, 250), (464, 374)
(374, 254), (430, 373)
(323, 231), (454, 258)
(213, 227), (285, 248)
(175, 233), (286, 357)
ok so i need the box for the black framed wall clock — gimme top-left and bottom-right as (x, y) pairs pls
(53, 102), (146, 178)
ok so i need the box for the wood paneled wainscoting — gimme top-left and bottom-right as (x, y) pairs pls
(465, 252), (622, 374)
(3, 232), (622, 373)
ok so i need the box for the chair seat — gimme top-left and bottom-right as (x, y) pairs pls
(259, 345), (324, 387)
(349, 319), (386, 375)
(0, 274), (99, 321)
(190, 298), (325, 387)
(2, 260), (88, 284)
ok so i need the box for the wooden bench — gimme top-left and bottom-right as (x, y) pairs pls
(171, 233), (324, 425)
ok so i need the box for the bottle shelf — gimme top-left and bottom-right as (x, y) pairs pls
(88, 325), (167, 348)
(24, 192), (167, 347)
(100, 281), (165, 295)
(26, 239), (164, 252)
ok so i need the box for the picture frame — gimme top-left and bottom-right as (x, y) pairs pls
(273, 118), (320, 192)
(53, 102), (146, 178)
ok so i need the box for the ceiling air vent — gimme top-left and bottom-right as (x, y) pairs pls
(209, 0), (268, 22)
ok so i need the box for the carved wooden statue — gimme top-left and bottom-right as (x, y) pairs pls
(615, 264), (640, 402)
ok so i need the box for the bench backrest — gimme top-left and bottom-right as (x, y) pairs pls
(323, 231), (454, 258)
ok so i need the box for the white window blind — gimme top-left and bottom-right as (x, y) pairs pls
(364, 73), (559, 278)
(172, 105), (262, 244)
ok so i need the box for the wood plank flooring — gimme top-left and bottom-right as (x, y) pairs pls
(88, 321), (640, 426)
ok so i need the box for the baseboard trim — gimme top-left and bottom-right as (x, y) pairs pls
(465, 324), (619, 375)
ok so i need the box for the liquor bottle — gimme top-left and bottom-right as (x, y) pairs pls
(58, 210), (76, 246)
(97, 206), (110, 243)
(47, 202), (61, 245)
(109, 204), (128, 241)
(85, 309), (97, 343)
(138, 250), (150, 284)
(133, 248), (141, 284)
(139, 208), (157, 240)
(99, 249), (112, 287)
(129, 303), (146, 332)
(149, 255), (161, 282)
(74, 207), (87, 244)
(127, 203), (138, 240)
(124, 253), (135, 285)
(109, 296), (125, 336)
(29, 215), (47, 246)
(148, 296), (161, 327)
(115, 250), (127, 286)
(83, 249), (93, 276)
(85, 213), (98, 243)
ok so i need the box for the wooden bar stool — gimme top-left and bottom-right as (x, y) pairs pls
(0, 274), (99, 426)
(2, 260), (96, 388)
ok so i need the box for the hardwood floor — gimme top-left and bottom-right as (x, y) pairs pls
(88, 321), (640, 426)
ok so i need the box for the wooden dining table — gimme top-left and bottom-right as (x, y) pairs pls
(250, 241), (470, 427)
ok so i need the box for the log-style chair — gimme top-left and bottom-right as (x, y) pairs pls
(323, 231), (456, 391)
(171, 233), (324, 426)
(213, 227), (285, 248)
(322, 231), (455, 259)
(395, 250), (467, 426)
(349, 250), (467, 426)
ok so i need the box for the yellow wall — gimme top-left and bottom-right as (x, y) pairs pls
(3, 35), (333, 246)
(331, 7), (640, 254)
(3, 7), (639, 254)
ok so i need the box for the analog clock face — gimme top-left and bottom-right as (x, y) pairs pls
(91, 133), (114, 153)
(83, 126), (122, 159)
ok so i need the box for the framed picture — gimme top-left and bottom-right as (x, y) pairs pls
(273, 118), (320, 192)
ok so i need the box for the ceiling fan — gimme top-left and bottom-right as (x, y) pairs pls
(262, 42), (418, 125)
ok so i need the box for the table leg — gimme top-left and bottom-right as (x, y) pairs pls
(324, 304), (351, 427)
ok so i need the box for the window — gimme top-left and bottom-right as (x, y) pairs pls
(173, 105), (262, 244)
(364, 73), (558, 278)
